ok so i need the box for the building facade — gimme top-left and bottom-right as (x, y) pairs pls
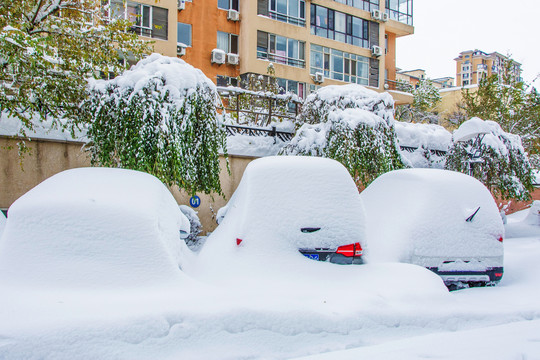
(117, 0), (415, 104)
(454, 49), (522, 87)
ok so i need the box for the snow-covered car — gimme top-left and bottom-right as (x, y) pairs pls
(0, 168), (192, 288)
(360, 168), (504, 289)
(205, 156), (366, 265)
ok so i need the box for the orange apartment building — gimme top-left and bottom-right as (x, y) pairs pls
(115, 0), (416, 105)
(455, 49), (522, 87)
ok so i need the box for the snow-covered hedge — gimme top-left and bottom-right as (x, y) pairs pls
(282, 84), (403, 187)
(446, 117), (534, 201)
(395, 122), (452, 169)
(83, 53), (228, 195)
(297, 84), (395, 125)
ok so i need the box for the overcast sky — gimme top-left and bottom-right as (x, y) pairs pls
(396, 0), (540, 86)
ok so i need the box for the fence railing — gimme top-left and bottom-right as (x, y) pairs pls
(225, 124), (295, 142)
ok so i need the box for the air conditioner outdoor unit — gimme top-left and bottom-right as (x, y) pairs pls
(177, 0), (185, 10)
(227, 9), (240, 21)
(371, 45), (383, 57)
(211, 49), (226, 64)
(176, 44), (186, 56)
(227, 53), (239, 65)
(371, 9), (382, 20)
(314, 72), (324, 84)
(381, 12), (389, 21)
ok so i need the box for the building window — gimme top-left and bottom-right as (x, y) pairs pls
(266, 0), (306, 27)
(310, 4), (371, 49)
(177, 22), (191, 46)
(217, 75), (238, 87)
(463, 80), (469, 85)
(256, 31), (305, 68)
(310, 44), (369, 85)
(218, 0), (239, 10)
(385, 0), (413, 26)
(108, 0), (168, 40)
(217, 31), (239, 54)
(277, 78), (306, 99)
(333, 0), (379, 11)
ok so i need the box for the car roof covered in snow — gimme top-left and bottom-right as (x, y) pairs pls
(360, 168), (504, 263)
(0, 167), (191, 289)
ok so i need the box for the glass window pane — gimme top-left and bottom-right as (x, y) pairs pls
(217, 31), (229, 52)
(289, 0), (299, 18)
(218, 0), (229, 10)
(277, 0), (287, 14)
(335, 12), (346, 33)
(177, 22), (191, 46)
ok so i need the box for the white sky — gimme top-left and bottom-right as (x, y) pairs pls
(396, 0), (540, 86)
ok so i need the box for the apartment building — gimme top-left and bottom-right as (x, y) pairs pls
(397, 69), (454, 89)
(115, 0), (415, 104)
(455, 49), (522, 87)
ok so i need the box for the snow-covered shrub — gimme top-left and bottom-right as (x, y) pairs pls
(282, 105), (404, 188)
(445, 117), (534, 201)
(297, 84), (395, 125)
(395, 122), (452, 169)
(179, 205), (203, 249)
(83, 54), (228, 195)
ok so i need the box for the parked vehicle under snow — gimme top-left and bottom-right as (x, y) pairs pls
(360, 168), (504, 289)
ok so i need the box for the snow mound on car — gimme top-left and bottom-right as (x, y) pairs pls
(360, 168), (504, 263)
(0, 168), (191, 289)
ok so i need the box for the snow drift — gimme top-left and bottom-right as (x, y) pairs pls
(0, 167), (191, 288)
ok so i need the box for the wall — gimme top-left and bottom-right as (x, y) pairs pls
(177, 0), (240, 83)
(0, 136), (254, 233)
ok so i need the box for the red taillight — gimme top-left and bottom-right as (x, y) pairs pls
(335, 242), (363, 257)
(236, 238), (243, 246)
(498, 236), (503, 243)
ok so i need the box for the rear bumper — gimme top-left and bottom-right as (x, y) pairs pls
(427, 267), (504, 284)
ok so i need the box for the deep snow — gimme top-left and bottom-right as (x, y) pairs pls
(0, 168), (540, 359)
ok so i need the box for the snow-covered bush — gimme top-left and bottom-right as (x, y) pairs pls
(179, 205), (203, 249)
(282, 85), (403, 188)
(83, 54), (228, 195)
(297, 84), (395, 125)
(445, 117), (534, 201)
(395, 122), (452, 169)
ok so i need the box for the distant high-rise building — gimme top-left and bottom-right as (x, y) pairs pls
(454, 49), (522, 87)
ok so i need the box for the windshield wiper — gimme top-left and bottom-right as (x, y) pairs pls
(466, 207), (481, 222)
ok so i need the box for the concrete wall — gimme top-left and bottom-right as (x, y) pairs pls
(0, 136), (254, 233)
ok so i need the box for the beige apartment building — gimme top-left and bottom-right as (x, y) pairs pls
(455, 49), (522, 87)
(119, 0), (415, 105)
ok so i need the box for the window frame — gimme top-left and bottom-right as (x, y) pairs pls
(268, 0), (306, 27)
(217, 31), (239, 54)
(177, 22), (192, 47)
(310, 44), (369, 85)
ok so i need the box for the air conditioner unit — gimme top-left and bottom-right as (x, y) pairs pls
(314, 72), (324, 84)
(176, 44), (186, 56)
(177, 0), (185, 10)
(371, 45), (383, 57)
(227, 9), (240, 21)
(371, 9), (382, 20)
(211, 49), (226, 64)
(381, 12), (389, 22)
(227, 53), (239, 65)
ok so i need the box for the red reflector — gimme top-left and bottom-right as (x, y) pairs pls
(336, 242), (363, 257)
(498, 236), (503, 243)
(495, 273), (503, 277)
(236, 238), (243, 246)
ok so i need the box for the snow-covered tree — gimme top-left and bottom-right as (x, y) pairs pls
(82, 54), (228, 196)
(445, 117), (534, 202)
(395, 79), (441, 124)
(0, 0), (149, 140)
(282, 85), (404, 188)
(461, 60), (540, 167)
